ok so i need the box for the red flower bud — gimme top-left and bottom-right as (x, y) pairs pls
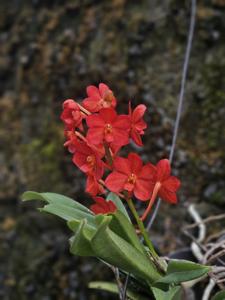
(90, 197), (117, 215)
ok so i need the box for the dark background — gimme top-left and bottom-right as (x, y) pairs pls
(0, 0), (225, 299)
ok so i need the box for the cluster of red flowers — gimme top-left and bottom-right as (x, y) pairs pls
(61, 83), (180, 220)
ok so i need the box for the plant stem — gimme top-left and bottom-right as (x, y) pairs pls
(126, 198), (158, 258)
(141, 182), (161, 221)
(104, 143), (113, 166)
(77, 103), (91, 115)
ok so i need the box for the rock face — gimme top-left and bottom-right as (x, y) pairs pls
(0, 1), (225, 205)
(0, 1), (225, 298)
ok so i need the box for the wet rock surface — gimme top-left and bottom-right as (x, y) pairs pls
(0, 0), (225, 299)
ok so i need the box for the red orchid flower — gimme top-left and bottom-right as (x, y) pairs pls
(141, 159), (181, 221)
(64, 130), (79, 153)
(90, 197), (117, 215)
(82, 83), (117, 113)
(61, 99), (83, 130)
(86, 108), (130, 147)
(129, 103), (147, 146)
(72, 141), (104, 179)
(105, 153), (155, 201)
(86, 175), (104, 196)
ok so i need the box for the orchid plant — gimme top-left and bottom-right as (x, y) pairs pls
(22, 83), (210, 299)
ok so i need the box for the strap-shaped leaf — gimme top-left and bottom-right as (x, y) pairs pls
(91, 216), (161, 283)
(109, 211), (146, 254)
(22, 191), (91, 213)
(106, 192), (130, 220)
(41, 203), (96, 227)
(157, 259), (210, 284)
(68, 219), (96, 232)
(69, 219), (95, 256)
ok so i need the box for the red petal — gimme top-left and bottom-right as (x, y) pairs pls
(156, 159), (171, 182)
(86, 114), (105, 128)
(86, 175), (103, 196)
(158, 187), (178, 204)
(134, 178), (154, 201)
(130, 129), (143, 147)
(74, 141), (92, 155)
(86, 85), (100, 97)
(113, 115), (130, 129)
(99, 83), (110, 96)
(113, 156), (131, 175)
(112, 128), (129, 146)
(128, 153), (143, 174)
(99, 108), (117, 123)
(105, 172), (127, 193)
(72, 153), (88, 172)
(132, 104), (147, 123)
(82, 97), (100, 112)
(135, 119), (147, 131)
(108, 200), (117, 212)
(90, 204), (103, 214)
(162, 176), (181, 192)
(95, 157), (105, 179)
(90, 197), (117, 215)
(87, 128), (104, 145)
(63, 99), (78, 109)
(139, 163), (156, 181)
(93, 196), (105, 205)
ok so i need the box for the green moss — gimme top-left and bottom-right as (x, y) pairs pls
(19, 127), (69, 194)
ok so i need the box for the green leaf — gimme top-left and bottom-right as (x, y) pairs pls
(151, 285), (181, 300)
(157, 259), (210, 284)
(91, 215), (161, 283)
(41, 203), (96, 227)
(21, 191), (91, 213)
(106, 192), (130, 220)
(109, 211), (145, 254)
(69, 219), (95, 256)
(89, 281), (149, 300)
(211, 291), (225, 300)
(22, 191), (97, 227)
(68, 219), (96, 232)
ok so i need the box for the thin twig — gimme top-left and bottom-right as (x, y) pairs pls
(206, 229), (225, 243)
(207, 249), (225, 264)
(203, 240), (225, 264)
(122, 274), (129, 300)
(182, 229), (207, 253)
(147, 0), (197, 231)
(112, 267), (124, 300)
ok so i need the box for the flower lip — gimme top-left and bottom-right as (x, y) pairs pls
(104, 123), (113, 134)
(86, 155), (95, 167)
(127, 173), (137, 184)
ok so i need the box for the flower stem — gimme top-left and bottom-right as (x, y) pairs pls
(141, 182), (161, 221)
(77, 103), (91, 115)
(126, 198), (158, 258)
(104, 143), (113, 166)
